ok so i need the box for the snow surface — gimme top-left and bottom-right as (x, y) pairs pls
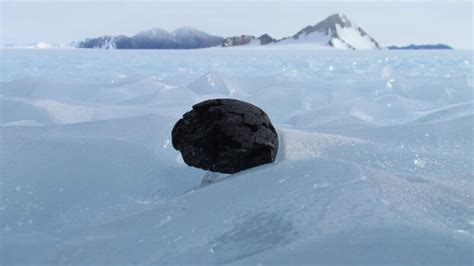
(4, 42), (75, 49)
(27, 42), (57, 49)
(0, 48), (473, 264)
(277, 32), (332, 47)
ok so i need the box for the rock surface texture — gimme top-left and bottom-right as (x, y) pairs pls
(172, 99), (278, 174)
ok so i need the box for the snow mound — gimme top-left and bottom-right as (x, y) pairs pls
(27, 42), (57, 49)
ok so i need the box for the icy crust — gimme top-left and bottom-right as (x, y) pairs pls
(0, 49), (473, 264)
(14, 125), (473, 264)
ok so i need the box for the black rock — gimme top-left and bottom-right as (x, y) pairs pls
(172, 99), (278, 174)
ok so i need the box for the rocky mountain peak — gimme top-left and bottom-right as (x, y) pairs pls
(294, 13), (352, 39)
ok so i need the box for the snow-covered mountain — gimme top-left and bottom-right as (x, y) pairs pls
(75, 13), (380, 50)
(19, 13), (446, 50)
(76, 27), (224, 49)
(221, 13), (381, 49)
(276, 13), (381, 49)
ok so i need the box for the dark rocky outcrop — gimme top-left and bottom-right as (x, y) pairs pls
(222, 35), (255, 47)
(172, 99), (278, 174)
(258, 34), (275, 45)
(222, 34), (276, 47)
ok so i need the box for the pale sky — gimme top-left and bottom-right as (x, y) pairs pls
(1, 0), (472, 48)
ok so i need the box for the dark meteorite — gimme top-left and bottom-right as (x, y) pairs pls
(172, 99), (278, 173)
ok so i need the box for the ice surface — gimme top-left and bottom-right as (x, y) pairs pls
(0, 48), (473, 264)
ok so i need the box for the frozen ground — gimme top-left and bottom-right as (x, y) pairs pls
(1, 48), (473, 264)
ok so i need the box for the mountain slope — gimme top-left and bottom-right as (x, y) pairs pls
(77, 35), (134, 49)
(173, 27), (225, 49)
(278, 13), (381, 49)
(131, 28), (176, 49)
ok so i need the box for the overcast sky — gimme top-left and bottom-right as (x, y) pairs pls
(1, 0), (472, 48)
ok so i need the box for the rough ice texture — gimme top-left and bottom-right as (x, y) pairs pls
(0, 48), (473, 265)
(172, 98), (278, 173)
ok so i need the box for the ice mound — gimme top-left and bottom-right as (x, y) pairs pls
(0, 49), (472, 264)
(0, 115), (202, 235)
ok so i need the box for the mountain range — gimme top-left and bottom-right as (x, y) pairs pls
(77, 27), (224, 49)
(77, 13), (382, 50)
(387, 44), (453, 50)
(8, 14), (454, 50)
